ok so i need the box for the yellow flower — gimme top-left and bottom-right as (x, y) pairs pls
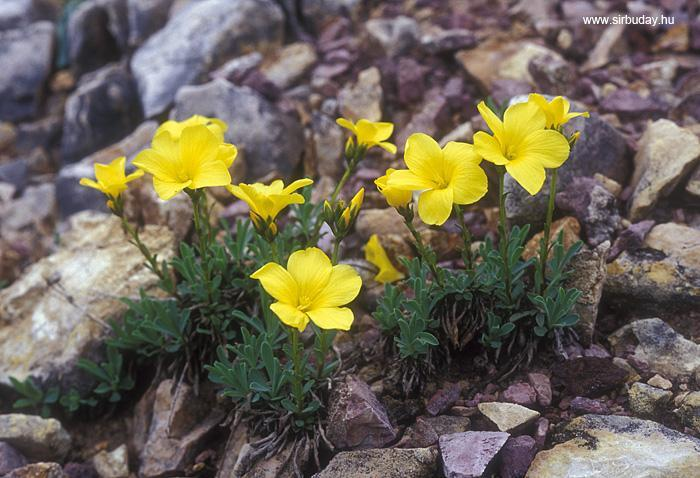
(528, 94), (589, 129)
(133, 124), (232, 200)
(365, 234), (404, 283)
(374, 168), (412, 208)
(251, 247), (362, 331)
(336, 118), (397, 154)
(156, 115), (237, 168)
(79, 156), (143, 199)
(473, 101), (570, 196)
(340, 188), (364, 227)
(387, 133), (488, 226)
(227, 178), (313, 226)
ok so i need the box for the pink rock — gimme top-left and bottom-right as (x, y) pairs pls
(502, 383), (537, 407)
(426, 382), (462, 416)
(533, 418), (549, 449)
(439, 431), (509, 478)
(498, 435), (538, 478)
(527, 373), (552, 407)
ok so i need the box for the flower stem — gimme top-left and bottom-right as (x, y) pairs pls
(189, 190), (213, 302)
(331, 238), (341, 265)
(539, 169), (558, 294)
(453, 204), (473, 271)
(400, 209), (443, 285)
(289, 327), (305, 415)
(497, 168), (512, 304)
(331, 147), (364, 203)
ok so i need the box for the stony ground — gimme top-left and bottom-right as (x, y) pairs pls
(1, 0), (700, 477)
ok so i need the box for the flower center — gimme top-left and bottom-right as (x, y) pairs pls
(298, 295), (313, 311)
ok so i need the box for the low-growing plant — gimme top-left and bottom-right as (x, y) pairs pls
(9, 376), (59, 418)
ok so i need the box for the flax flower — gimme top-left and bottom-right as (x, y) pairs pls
(251, 247), (362, 331)
(79, 156), (143, 200)
(133, 125), (232, 200)
(227, 178), (313, 228)
(156, 115), (237, 168)
(336, 118), (397, 154)
(365, 234), (404, 283)
(340, 188), (364, 227)
(528, 94), (589, 129)
(473, 101), (570, 196)
(387, 133), (488, 226)
(374, 168), (412, 208)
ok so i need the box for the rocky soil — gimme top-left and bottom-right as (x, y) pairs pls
(1, 0), (700, 477)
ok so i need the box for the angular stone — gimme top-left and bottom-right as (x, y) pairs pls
(127, 0), (175, 48)
(647, 374), (672, 390)
(686, 163), (700, 197)
(131, 0), (284, 117)
(609, 318), (700, 382)
(426, 382), (461, 416)
(676, 391), (700, 433)
(0, 441), (28, 475)
(171, 79), (303, 180)
(478, 403), (540, 433)
(644, 223), (700, 272)
(5, 462), (67, 478)
(92, 444), (128, 478)
(522, 217), (581, 260)
(499, 435), (537, 478)
(420, 28), (476, 54)
(629, 382), (672, 419)
(0, 415), (71, 462)
(527, 373), (552, 407)
(301, 0), (361, 32)
(439, 431), (509, 478)
(600, 89), (666, 119)
(0, 0), (57, 31)
(365, 16), (419, 57)
(569, 396), (609, 415)
(502, 383), (537, 408)
(338, 67), (383, 122)
(553, 357), (627, 397)
(261, 42), (317, 89)
(315, 447), (438, 478)
(526, 415), (700, 477)
(556, 177), (620, 247)
(0, 22), (55, 121)
(394, 88), (449, 151)
(629, 119), (700, 221)
(310, 112), (344, 178)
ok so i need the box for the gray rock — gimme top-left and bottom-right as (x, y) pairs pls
(365, 16), (420, 57)
(0, 22), (54, 121)
(608, 318), (700, 382)
(261, 42), (317, 89)
(311, 112), (344, 178)
(629, 119), (700, 221)
(338, 67), (383, 122)
(629, 382), (672, 419)
(420, 28), (476, 54)
(0, 0), (56, 31)
(131, 0), (284, 117)
(171, 79), (303, 180)
(675, 391), (700, 434)
(439, 431), (509, 478)
(526, 415), (700, 477)
(326, 375), (397, 450)
(556, 177), (620, 247)
(314, 447), (439, 478)
(0, 183), (55, 242)
(686, 163), (700, 198)
(61, 63), (142, 163)
(478, 402), (540, 433)
(68, 0), (128, 76)
(0, 442), (28, 475)
(0, 160), (28, 194)
(0, 415), (71, 462)
(301, 0), (361, 32)
(528, 54), (576, 96)
(527, 373), (552, 407)
(210, 52), (262, 83)
(569, 396), (609, 415)
(127, 0), (175, 47)
(506, 115), (628, 227)
(92, 444), (128, 478)
(499, 435), (538, 478)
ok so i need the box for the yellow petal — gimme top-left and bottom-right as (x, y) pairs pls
(336, 117), (357, 134)
(443, 141), (481, 165)
(180, 125), (220, 169)
(251, 262), (298, 304)
(125, 169), (145, 182)
(287, 247), (332, 301)
(79, 178), (104, 193)
(503, 101), (546, 146)
(417, 187), (453, 225)
(307, 307), (354, 331)
(217, 143), (238, 168)
(517, 129), (570, 169)
(365, 235), (404, 283)
(404, 133), (443, 183)
(378, 141), (397, 154)
(281, 178), (314, 194)
(477, 101), (504, 138)
(151, 131), (180, 160)
(505, 157), (546, 196)
(153, 177), (192, 200)
(312, 264), (362, 308)
(473, 132), (508, 165)
(387, 169), (436, 191)
(375, 169), (413, 208)
(190, 159), (232, 189)
(270, 302), (309, 331)
(132, 149), (179, 182)
(450, 162), (488, 205)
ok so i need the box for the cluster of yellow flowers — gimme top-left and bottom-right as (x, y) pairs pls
(80, 94), (587, 336)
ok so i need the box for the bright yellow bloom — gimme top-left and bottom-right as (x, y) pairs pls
(387, 133), (488, 226)
(365, 234), (404, 283)
(156, 115), (237, 168)
(133, 125), (232, 200)
(79, 156), (143, 199)
(528, 94), (589, 129)
(473, 101), (570, 196)
(374, 168), (412, 208)
(227, 178), (313, 225)
(336, 118), (397, 154)
(251, 247), (362, 331)
(340, 188), (364, 227)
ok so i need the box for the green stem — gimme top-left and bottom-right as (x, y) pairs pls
(401, 212), (443, 285)
(289, 327), (305, 414)
(498, 168), (512, 304)
(539, 169), (558, 294)
(331, 147), (364, 203)
(189, 190), (213, 301)
(270, 239), (281, 263)
(331, 238), (341, 265)
(453, 204), (473, 271)
(315, 329), (329, 380)
(120, 216), (162, 280)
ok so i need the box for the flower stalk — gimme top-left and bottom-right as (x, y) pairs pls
(538, 169), (558, 293)
(497, 167), (512, 304)
(453, 204), (473, 271)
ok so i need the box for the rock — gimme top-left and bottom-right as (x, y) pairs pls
(127, 0), (175, 48)
(61, 63), (143, 163)
(5, 462), (67, 478)
(629, 119), (700, 221)
(499, 435), (538, 478)
(326, 375), (396, 450)
(14, 115), (62, 155)
(0, 415), (71, 462)
(675, 391), (700, 433)
(553, 357), (627, 397)
(0, 159), (29, 194)
(140, 380), (223, 478)
(210, 52), (262, 83)
(0, 212), (175, 388)
(314, 447), (438, 478)
(526, 414), (700, 477)
(310, 112), (344, 178)
(506, 115), (628, 227)
(396, 57), (427, 106)
(0, 22), (55, 121)
(439, 431), (509, 478)
(261, 42), (317, 89)
(0, 0), (56, 31)
(608, 220), (655, 260)
(528, 54), (575, 96)
(556, 177), (620, 247)
(629, 382), (672, 419)
(365, 16), (419, 57)
(356, 208), (406, 239)
(502, 383), (537, 408)
(609, 318), (700, 382)
(644, 223), (700, 272)
(394, 88), (449, 150)
(131, 0), (284, 117)
(426, 382), (462, 416)
(600, 89), (667, 120)
(563, 241), (610, 345)
(420, 28), (476, 54)
(527, 373), (552, 407)
(171, 79), (303, 180)
(67, 0), (128, 76)
(522, 217), (581, 260)
(0, 183), (56, 252)
(582, 24), (627, 71)
(338, 67), (383, 122)
(0, 442), (28, 475)
(533, 418), (548, 449)
(62, 463), (98, 478)
(569, 396), (609, 415)
(423, 415), (472, 436)
(301, 0), (361, 33)
(687, 164), (700, 197)
(647, 374), (672, 390)
(395, 417), (439, 448)
(477, 403), (540, 433)
(92, 445), (128, 478)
